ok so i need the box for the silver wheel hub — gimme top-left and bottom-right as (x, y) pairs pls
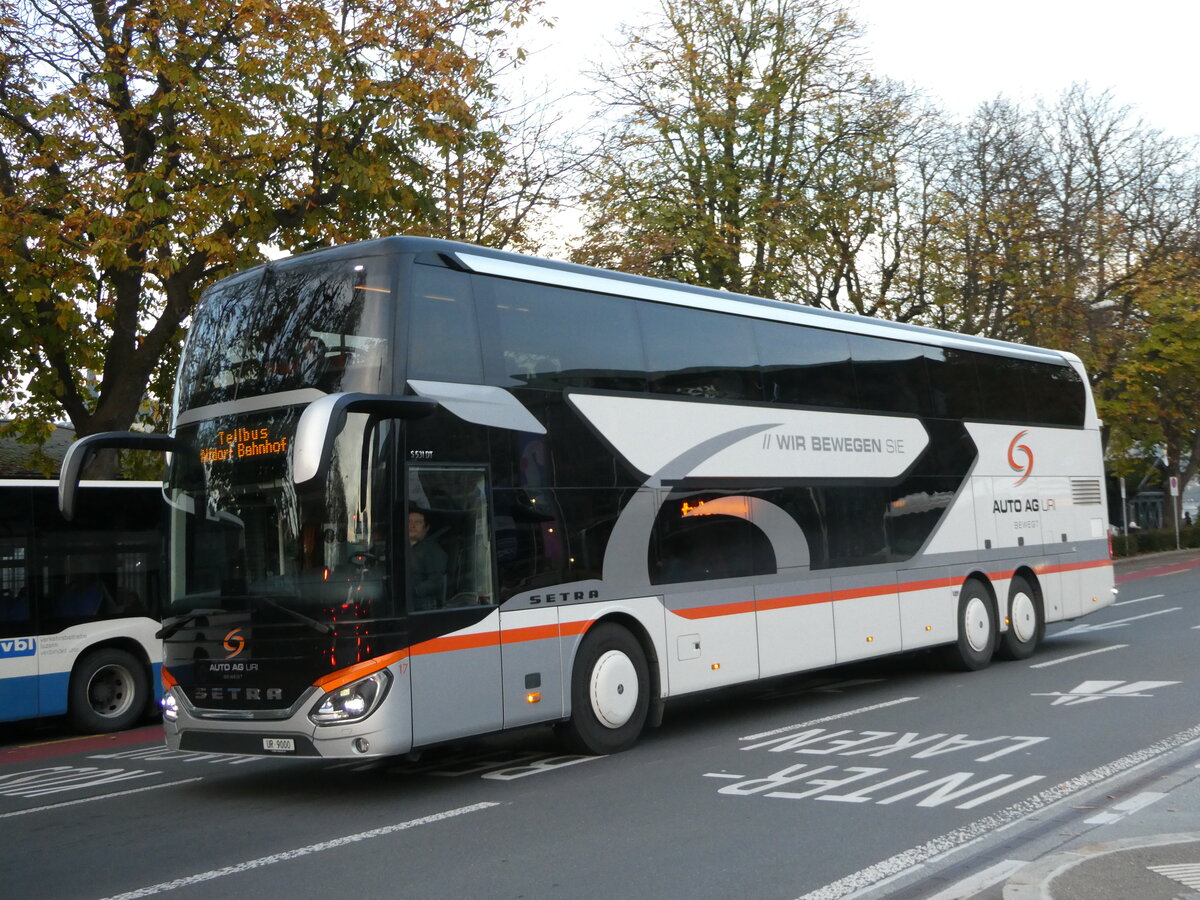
(1010, 591), (1037, 643)
(964, 596), (991, 653)
(88, 664), (135, 719)
(589, 650), (638, 729)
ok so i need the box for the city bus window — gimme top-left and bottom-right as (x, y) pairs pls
(639, 304), (760, 400)
(0, 538), (32, 637)
(407, 466), (494, 610)
(408, 265), (484, 383)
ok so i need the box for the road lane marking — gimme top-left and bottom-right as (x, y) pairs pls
(0, 778), (202, 819)
(1114, 594), (1163, 606)
(925, 858), (1025, 900)
(1054, 607), (1181, 636)
(1028, 645), (1127, 668)
(1084, 791), (1165, 824)
(1149, 862), (1200, 889)
(99, 802), (501, 899)
(797, 720), (1200, 899)
(739, 697), (920, 742)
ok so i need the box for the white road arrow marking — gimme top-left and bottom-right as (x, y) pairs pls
(1054, 607), (1180, 636)
(1033, 680), (1180, 706)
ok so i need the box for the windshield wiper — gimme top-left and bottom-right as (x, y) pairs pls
(259, 597), (334, 635)
(156, 608), (225, 640)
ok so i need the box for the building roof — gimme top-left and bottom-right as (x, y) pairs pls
(0, 422), (75, 478)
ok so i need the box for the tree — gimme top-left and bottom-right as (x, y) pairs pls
(0, 0), (538, 474)
(1102, 252), (1200, 525)
(573, 0), (911, 310)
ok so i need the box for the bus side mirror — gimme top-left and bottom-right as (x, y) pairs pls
(292, 393), (438, 487)
(59, 432), (180, 520)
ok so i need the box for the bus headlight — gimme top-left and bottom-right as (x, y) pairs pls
(161, 692), (179, 722)
(309, 670), (390, 725)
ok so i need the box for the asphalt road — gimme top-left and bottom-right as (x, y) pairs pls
(2, 552), (1198, 900)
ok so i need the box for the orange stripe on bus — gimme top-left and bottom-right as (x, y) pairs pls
(312, 649), (409, 691)
(674, 599), (758, 620)
(685, 559), (1108, 619)
(756, 591), (830, 612)
(410, 632), (500, 655)
(1036, 558), (1114, 575)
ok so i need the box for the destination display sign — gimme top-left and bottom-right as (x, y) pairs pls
(199, 426), (289, 463)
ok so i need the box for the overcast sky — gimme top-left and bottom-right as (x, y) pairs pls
(517, 0), (1200, 138)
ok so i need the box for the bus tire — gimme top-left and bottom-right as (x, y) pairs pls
(68, 648), (149, 734)
(943, 579), (996, 671)
(561, 623), (649, 755)
(998, 575), (1043, 660)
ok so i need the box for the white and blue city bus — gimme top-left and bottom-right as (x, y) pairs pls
(59, 237), (1115, 757)
(1, 479), (164, 732)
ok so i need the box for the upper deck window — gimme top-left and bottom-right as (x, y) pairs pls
(176, 254), (393, 413)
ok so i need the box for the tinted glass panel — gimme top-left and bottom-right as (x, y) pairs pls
(927, 348), (982, 420)
(639, 304), (760, 400)
(975, 353), (1029, 422)
(408, 265), (483, 384)
(1023, 362), (1086, 426)
(650, 492), (775, 584)
(488, 280), (647, 391)
(754, 321), (856, 408)
(850, 336), (931, 415)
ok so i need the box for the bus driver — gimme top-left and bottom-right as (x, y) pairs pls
(408, 507), (447, 610)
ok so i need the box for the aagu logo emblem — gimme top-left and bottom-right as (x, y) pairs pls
(223, 628), (246, 659)
(1007, 430), (1033, 486)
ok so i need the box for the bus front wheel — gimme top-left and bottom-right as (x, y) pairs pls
(68, 648), (149, 734)
(943, 580), (996, 671)
(561, 623), (649, 755)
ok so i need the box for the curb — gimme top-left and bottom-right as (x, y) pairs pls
(1001, 832), (1200, 899)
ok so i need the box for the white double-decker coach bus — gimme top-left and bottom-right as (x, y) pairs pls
(60, 237), (1115, 758)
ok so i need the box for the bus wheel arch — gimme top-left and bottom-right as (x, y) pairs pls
(67, 643), (152, 734)
(998, 569), (1044, 660)
(942, 575), (997, 671)
(560, 616), (658, 754)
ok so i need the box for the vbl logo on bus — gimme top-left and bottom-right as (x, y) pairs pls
(0, 637), (36, 658)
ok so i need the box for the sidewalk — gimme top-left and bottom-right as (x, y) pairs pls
(972, 549), (1200, 899)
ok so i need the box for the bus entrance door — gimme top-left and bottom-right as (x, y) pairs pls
(405, 466), (503, 746)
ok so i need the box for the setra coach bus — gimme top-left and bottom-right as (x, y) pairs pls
(59, 236), (1115, 758)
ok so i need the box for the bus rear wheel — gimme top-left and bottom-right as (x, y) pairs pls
(561, 623), (649, 755)
(998, 575), (1044, 660)
(68, 648), (149, 734)
(943, 580), (996, 671)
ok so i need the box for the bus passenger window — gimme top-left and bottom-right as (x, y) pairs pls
(409, 266), (484, 384)
(640, 304), (759, 400)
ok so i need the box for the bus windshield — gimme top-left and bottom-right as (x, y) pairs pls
(166, 407), (395, 624)
(166, 251), (397, 624)
(175, 253), (393, 413)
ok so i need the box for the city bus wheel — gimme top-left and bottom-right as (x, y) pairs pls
(68, 649), (149, 734)
(942, 579), (996, 671)
(998, 575), (1044, 661)
(561, 623), (649, 755)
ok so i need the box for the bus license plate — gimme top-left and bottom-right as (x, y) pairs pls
(263, 737), (295, 753)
